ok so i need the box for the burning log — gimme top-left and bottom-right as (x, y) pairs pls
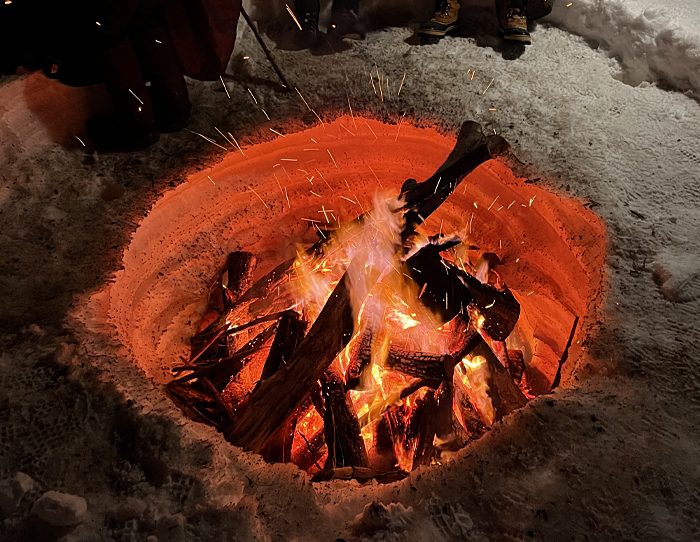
(174, 323), (279, 389)
(407, 392), (439, 470)
(223, 251), (258, 308)
(344, 327), (374, 391)
(292, 427), (326, 472)
(258, 312), (307, 384)
(257, 312), (307, 463)
(321, 370), (371, 469)
(384, 348), (452, 381)
(226, 121), (510, 453)
(469, 337), (528, 419)
(507, 349), (525, 384)
(405, 241), (520, 340)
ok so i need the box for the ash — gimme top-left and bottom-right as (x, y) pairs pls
(1, 0), (700, 540)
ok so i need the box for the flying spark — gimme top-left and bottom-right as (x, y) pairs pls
(285, 4), (302, 30)
(398, 72), (406, 96)
(220, 76), (230, 99)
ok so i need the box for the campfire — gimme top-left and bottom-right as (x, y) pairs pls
(163, 121), (580, 482)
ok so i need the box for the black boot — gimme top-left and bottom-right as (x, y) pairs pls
(294, 0), (320, 49)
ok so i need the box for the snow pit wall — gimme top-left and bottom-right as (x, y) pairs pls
(96, 116), (605, 421)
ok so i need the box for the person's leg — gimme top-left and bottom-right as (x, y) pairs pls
(328, 0), (366, 40)
(418, 0), (460, 38)
(294, 0), (321, 48)
(497, 0), (531, 44)
(89, 0), (159, 149)
(129, 1), (191, 130)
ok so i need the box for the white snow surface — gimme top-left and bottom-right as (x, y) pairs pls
(1, 1), (700, 541)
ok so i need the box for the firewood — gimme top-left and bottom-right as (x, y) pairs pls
(174, 323), (278, 389)
(384, 347), (452, 381)
(469, 337), (528, 419)
(407, 392), (439, 470)
(293, 427), (326, 472)
(404, 243), (520, 340)
(227, 122), (510, 453)
(223, 251), (258, 308)
(311, 466), (376, 482)
(552, 316), (579, 389)
(257, 312), (307, 463)
(344, 327), (374, 391)
(507, 349), (525, 384)
(258, 312), (307, 384)
(321, 370), (370, 469)
(452, 376), (486, 436)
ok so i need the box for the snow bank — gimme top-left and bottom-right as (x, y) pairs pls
(544, 0), (700, 97)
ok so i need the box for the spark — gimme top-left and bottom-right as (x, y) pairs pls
(376, 65), (384, 101)
(347, 97), (357, 129)
(95, 21), (101, 26)
(395, 112), (406, 142)
(340, 195), (358, 204)
(185, 128), (228, 151)
(310, 190), (322, 198)
(515, 258), (520, 263)
(270, 128), (286, 137)
(74, 135), (85, 147)
(566, 2), (573, 6)
(369, 73), (377, 95)
(208, 175), (216, 185)
(469, 213), (474, 234)
(301, 217), (322, 223)
(281, 158), (297, 162)
(489, 108), (497, 112)
(488, 196), (499, 211)
(327, 149), (338, 168)
(220, 76), (230, 99)
(527, 291), (535, 296)
(274, 173), (289, 207)
(398, 72), (406, 96)
(128, 88), (143, 104)
(299, 168), (309, 174)
(311, 138), (317, 143)
(368, 165), (383, 188)
(247, 88), (258, 104)
(227, 132), (245, 155)
(529, 196), (537, 206)
(473, 202), (478, 209)
(497, 206), (503, 211)
(485, 300), (495, 309)
(319, 205), (333, 222)
(284, 187), (290, 208)
(285, 4), (302, 30)
(471, 71), (476, 81)
(304, 148), (319, 151)
(295, 87), (312, 111)
(434, 177), (441, 195)
(155, 39), (162, 44)
(215, 127), (235, 147)
(339, 123), (355, 136)
(248, 186), (268, 209)
(508, 200), (516, 209)
(482, 78), (495, 95)
(363, 119), (378, 140)
(440, 219), (444, 234)
(419, 284), (427, 298)
(261, 109), (270, 120)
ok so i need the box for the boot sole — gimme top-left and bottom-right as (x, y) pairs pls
(418, 23), (458, 37)
(503, 34), (532, 44)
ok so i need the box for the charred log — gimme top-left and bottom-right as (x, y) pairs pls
(321, 371), (370, 469)
(344, 327), (374, 391)
(384, 348), (452, 381)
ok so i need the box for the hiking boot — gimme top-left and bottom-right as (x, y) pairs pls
(328, 9), (366, 40)
(296, 11), (319, 49)
(500, 7), (531, 43)
(419, 0), (460, 38)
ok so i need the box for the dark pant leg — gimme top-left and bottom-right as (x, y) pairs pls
(331, 0), (360, 13)
(295, 0), (320, 16)
(129, 3), (190, 124)
(93, 0), (156, 134)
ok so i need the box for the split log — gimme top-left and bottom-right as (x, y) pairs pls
(174, 323), (278, 390)
(507, 349), (525, 384)
(227, 121), (510, 452)
(452, 376), (487, 436)
(405, 242), (520, 340)
(407, 392), (439, 470)
(344, 327), (374, 391)
(292, 427), (326, 472)
(223, 251), (258, 308)
(258, 312), (307, 463)
(258, 312), (307, 383)
(384, 347), (452, 381)
(321, 370), (370, 469)
(469, 337), (528, 420)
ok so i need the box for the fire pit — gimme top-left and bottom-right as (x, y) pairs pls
(94, 116), (606, 482)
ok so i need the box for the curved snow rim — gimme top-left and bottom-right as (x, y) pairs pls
(546, 0), (700, 97)
(74, 116), (605, 488)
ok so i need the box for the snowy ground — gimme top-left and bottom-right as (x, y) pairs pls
(1, 0), (700, 540)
